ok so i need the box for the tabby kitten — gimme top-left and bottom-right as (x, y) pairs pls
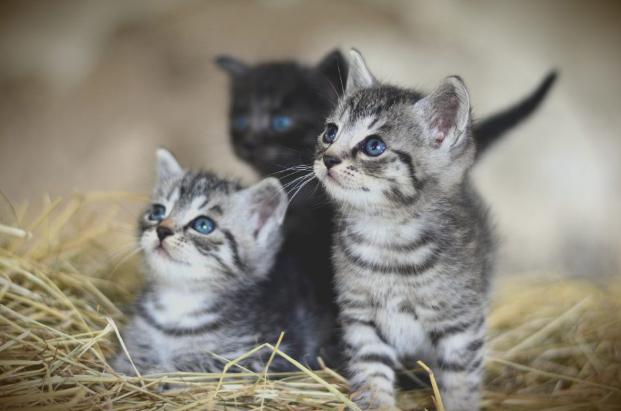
(314, 50), (495, 411)
(112, 149), (330, 378)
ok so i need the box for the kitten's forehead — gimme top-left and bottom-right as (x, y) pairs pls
(328, 86), (423, 148)
(335, 86), (423, 124)
(334, 113), (380, 148)
(234, 63), (306, 104)
(154, 172), (241, 210)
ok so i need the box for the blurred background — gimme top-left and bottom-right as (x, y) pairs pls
(0, 0), (619, 278)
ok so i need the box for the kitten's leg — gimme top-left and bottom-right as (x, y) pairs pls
(172, 352), (221, 374)
(341, 313), (398, 410)
(434, 318), (486, 411)
(110, 320), (159, 376)
(110, 345), (157, 377)
(110, 353), (138, 376)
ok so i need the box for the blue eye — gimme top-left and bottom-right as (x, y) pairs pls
(271, 115), (292, 132)
(149, 204), (166, 221)
(192, 216), (215, 234)
(233, 115), (248, 132)
(363, 137), (387, 157)
(323, 124), (338, 144)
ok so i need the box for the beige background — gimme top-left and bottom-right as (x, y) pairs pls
(0, 0), (619, 276)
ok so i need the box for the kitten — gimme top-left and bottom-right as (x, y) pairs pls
(112, 149), (330, 379)
(216, 50), (347, 179)
(313, 50), (496, 411)
(215, 50), (348, 330)
(216, 51), (555, 360)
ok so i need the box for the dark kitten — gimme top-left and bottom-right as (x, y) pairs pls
(217, 50), (348, 178)
(217, 51), (348, 343)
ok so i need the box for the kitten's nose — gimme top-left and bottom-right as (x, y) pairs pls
(323, 155), (342, 169)
(242, 140), (258, 151)
(156, 226), (174, 241)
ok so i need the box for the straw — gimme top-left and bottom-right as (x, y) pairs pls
(0, 192), (619, 410)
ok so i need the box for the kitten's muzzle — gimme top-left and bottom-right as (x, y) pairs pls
(242, 140), (258, 152)
(156, 226), (174, 241)
(323, 155), (342, 169)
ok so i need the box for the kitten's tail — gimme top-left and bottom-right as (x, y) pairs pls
(475, 70), (558, 158)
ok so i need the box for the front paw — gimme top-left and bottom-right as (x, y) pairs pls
(135, 366), (178, 391)
(350, 386), (397, 410)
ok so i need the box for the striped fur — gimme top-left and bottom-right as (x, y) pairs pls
(112, 149), (331, 380)
(313, 50), (495, 411)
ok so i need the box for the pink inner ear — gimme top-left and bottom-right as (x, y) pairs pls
(430, 96), (459, 148)
(253, 211), (268, 239)
(253, 196), (278, 239)
(434, 131), (445, 148)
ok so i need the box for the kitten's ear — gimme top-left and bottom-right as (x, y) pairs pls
(215, 55), (248, 78)
(244, 177), (287, 241)
(346, 49), (377, 93)
(156, 148), (183, 186)
(414, 76), (471, 149)
(315, 49), (348, 97)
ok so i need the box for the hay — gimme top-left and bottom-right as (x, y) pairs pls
(0, 192), (620, 411)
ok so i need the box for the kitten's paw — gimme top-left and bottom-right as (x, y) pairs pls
(350, 388), (396, 410)
(109, 356), (137, 377)
(142, 366), (180, 391)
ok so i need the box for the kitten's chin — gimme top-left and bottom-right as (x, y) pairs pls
(153, 245), (185, 265)
(144, 252), (185, 277)
(143, 252), (221, 287)
(318, 177), (361, 208)
(314, 166), (389, 210)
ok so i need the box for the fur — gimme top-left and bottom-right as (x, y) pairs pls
(112, 149), (331, 381)
(314, 50), (496, 411)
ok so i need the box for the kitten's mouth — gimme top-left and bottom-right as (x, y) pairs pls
(324, 171), (368, 192)
(315, 162), (348, 190)
(326, 171), (343, 187)
(154, 244), (183, 264)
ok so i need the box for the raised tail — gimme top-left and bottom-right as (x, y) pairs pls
(474, 71), (558, 158)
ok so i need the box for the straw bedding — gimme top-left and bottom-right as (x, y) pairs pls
(0, 193), (619, 411)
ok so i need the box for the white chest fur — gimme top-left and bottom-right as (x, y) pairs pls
(147, 288), (218, 329)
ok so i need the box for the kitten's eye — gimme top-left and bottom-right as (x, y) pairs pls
(323, 124), (338, 144)
(363, 137), (387, 157)
(233, 115), (248, 132)
(271, 115), (292, 132)
(192, 216), (215, 234)
(149, 204), (166, 221)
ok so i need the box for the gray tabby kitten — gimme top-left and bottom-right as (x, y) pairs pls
(313, 50), (495, 411)
(112, 149), (330, 378)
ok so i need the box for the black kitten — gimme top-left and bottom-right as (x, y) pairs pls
(217, 50), (348, 178)
(217, 52), (348, 353)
